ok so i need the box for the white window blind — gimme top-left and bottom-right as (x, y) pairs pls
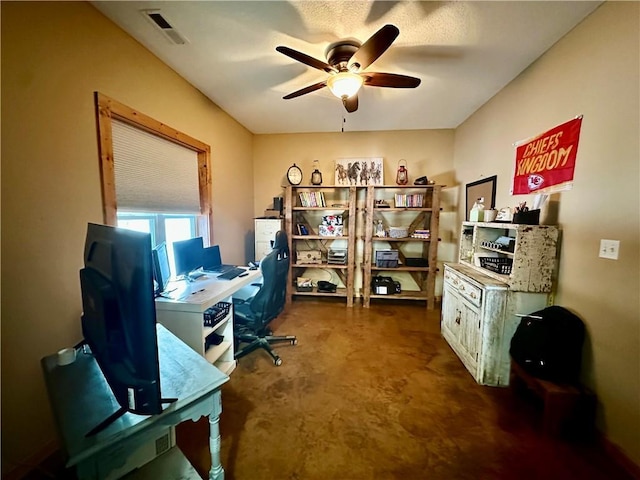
(112, 119), (201, 213)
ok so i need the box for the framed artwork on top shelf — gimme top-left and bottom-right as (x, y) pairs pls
(335, 157), (383, 186)
(465, 175), (497, 221)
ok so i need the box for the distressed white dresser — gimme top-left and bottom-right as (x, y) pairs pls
(442, 222), (559, 386)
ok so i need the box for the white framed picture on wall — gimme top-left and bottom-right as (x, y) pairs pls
(335, 157), (384, 185)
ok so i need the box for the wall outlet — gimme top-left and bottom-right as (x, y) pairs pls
(599, 239), (620, 260)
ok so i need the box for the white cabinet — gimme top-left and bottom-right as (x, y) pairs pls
(442, 264), (507, 385)
(255, 218), (283, 261)
(442, 222), (559, 386)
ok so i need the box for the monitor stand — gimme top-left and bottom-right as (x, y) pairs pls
(86, 398), (177, 437)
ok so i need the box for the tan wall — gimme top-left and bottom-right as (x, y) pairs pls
(3, 0), (638, 474)
(454, 2), (639, 464)
(1, 2), (253, 473)
(252, 130), (458, 292)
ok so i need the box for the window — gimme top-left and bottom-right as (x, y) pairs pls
(94, 92), (213, 247)
(117, 212), (197, 272)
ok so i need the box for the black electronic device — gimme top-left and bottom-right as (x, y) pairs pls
(152, 242), (172, 296)
(202, 245), (235, 273)
(317, 280), (337, 293)
(405, 257), (429, 267)
(217, 267), (246, 281)
(371, 276), (400, 295)
(80, 223), (175, 436)
(173, 237), (204, 278)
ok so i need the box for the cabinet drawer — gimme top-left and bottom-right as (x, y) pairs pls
(444, 268), (482, 307)
(255, 219), (282, 242)
(255, 241), (274, 261)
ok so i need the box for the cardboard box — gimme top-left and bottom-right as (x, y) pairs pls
(296, 250), (322, 264)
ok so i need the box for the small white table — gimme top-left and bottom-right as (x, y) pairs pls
(155, 269), (262, 374)
(41, 324), (229, 480)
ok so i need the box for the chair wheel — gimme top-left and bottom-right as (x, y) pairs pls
(291, 339), (298, 345)
(274, 357), (283, 366)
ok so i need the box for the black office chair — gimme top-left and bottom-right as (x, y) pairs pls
(233, 230), (297, 366)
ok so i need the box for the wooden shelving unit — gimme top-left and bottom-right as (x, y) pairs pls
(284, 185), (358, 307)
(362, 184), (442, 310)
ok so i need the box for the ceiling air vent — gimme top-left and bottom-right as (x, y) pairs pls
(141, 10), (188, 45)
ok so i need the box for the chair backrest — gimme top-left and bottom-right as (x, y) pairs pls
(249, 230), (290, 325)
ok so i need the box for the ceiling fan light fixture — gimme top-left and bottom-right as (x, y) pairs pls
(327, 72), (363, 99)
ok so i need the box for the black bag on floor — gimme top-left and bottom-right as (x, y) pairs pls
(510, 306), (585, 383)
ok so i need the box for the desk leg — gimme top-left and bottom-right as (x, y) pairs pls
(209, 390), (224, 480)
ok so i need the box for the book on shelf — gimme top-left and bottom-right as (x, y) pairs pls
(298, 191), (326, 207)
(411, 229), (431, 239)
(296, 223), (309, 235)
(394, 193), (424, 208)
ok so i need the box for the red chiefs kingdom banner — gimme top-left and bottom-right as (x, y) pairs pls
(512, 116), (583, 195)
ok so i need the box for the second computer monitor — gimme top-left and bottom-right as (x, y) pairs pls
(173, 237), (204, 277)
(152, 242), (172, 295)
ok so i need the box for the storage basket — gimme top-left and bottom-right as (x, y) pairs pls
(479, 257), (513, 275)
(389, 226), (408, 238)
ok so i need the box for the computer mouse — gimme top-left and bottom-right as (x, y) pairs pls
(249, 266), (258, 270)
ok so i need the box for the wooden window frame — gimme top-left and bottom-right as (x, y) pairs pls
(94, 92), (212, 244)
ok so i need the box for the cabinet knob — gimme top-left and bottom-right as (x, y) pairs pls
(455, 311), (461, 325)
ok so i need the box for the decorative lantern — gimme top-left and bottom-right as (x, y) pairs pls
(311, 159), (323, 185)
(396, 159), (408, 185)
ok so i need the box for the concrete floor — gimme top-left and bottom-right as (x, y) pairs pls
(176, 299), (634, 480)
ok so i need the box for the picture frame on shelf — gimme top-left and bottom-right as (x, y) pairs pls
(465, 175), (497, 221)
(335, 157), (383, 185)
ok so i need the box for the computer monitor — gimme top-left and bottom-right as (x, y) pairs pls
(173, 237), (204, 278)
(80, 223), (173, 436)
(202, 245), (222, 271)
(152, 242), (171, 295)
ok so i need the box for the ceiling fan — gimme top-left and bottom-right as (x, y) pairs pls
(276, 24), (420, 113)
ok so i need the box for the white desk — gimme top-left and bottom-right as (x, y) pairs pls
(155, 269), (262, 374)
(41, 324), (228, 480)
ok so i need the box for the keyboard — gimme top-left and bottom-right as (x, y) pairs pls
(217, 267), (246, 280)
(203, 264), (236, 274)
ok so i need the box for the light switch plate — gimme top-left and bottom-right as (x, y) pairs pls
(599, 239), (620, 260)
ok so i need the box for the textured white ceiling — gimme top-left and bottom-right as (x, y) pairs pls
(92, 1), (602, 134)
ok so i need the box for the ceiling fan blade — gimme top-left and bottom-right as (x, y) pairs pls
(276, 46), (336, 73)
(283, 81), (327, 100)
(343, 94), (358, 113)
(363, 72), (421, 88)
(348, 24), (399, 72)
